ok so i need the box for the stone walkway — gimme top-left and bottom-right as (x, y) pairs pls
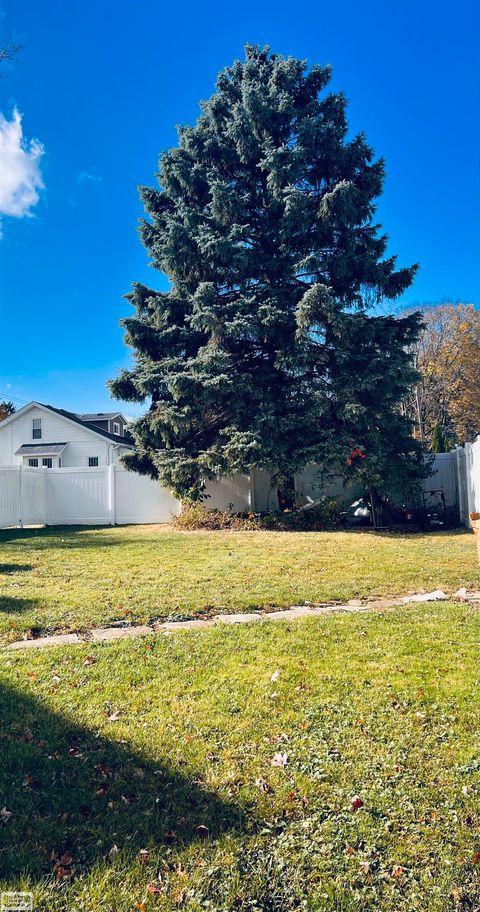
(4, 589), (455, 651)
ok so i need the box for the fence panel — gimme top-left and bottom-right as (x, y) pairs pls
(21, 468), (46, 525)
(455, 448), (469, 524)
(0, 468), (20, 528)
(464, 439), (480, 522)
(114, 466), (180, 524)
(46, 467), (110, 526)
(204, 474), (253, 512)
(423, 453), (458, 506)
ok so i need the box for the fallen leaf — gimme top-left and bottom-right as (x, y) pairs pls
(108, 844), (119, 859)
(196, 824), (209, 839)
(271, 670), (280, 683)
(83, 656), (97, 667)
(271, 752), (288, 768)
(59, 851), (74, 865)
(55, 866), (73, 881)
(68, 746), (82, 757)
(255, 777), (270, 792)
(138, 848), (150, 865)
(22, 774), (40, 790)
(350, 795), (364, 811)
(147, 883), (161, 894)
(391, 865), (404, 878)
(107, 710), (122, 722)
(27, 672), (37, 681)
(0, 806), (13, 823)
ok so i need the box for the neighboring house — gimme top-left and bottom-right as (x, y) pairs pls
(0, 402), (133, 468)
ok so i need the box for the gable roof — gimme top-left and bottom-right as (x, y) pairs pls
(41, 404), (134, 445)
(78, 412), (126, 422)
(0, 402), (134, 447)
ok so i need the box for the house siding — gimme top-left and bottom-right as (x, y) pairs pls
(86, 419), (110, 433)
(0, 406), (113, 467)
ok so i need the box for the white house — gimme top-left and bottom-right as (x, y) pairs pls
(0, 402), (133, 469)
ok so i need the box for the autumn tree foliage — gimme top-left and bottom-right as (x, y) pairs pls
(406, 303), (480, 448)
(110, 46), (424, 502)
(0, 401), (15, 422)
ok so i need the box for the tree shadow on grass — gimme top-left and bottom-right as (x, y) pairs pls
(0, 564), (33, 574)
(0, 679), (245, 883)
(0, 527), (124, 549)
(0, 596), (39, 614)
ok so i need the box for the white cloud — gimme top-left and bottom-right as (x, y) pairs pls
(76, 170), (102, 184)
(0, 107), (44, 232)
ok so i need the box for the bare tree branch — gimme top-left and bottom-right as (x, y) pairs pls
(0, 41), (24, 76)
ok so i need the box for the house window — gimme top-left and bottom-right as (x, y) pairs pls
(88, 456), (99, 467)
(32, 418), (42, 439)
(113, 421), (121, 435)
(28, 458), (38, 467)
(42, 457), (53, 468)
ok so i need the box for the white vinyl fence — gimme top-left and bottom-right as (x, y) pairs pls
(0, 465), (275, 528)
(455, 436), (480, 525)
(0, 465), (181, 528)
(0, 447), (478, 529)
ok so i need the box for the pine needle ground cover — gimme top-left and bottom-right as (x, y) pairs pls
(1, 526), (480, 642)
(0, 603), (479, 911)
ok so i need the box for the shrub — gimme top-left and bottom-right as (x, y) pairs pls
(172, 498), (344, 532)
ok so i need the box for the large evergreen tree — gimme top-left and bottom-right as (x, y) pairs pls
(110, 46), (423, 502)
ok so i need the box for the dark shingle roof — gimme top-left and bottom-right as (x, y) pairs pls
(39, 404), (134, 446)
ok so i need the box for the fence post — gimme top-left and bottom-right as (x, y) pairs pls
(248, 472), (254, 511)
(464, 442), (474, 525)
(43, 467), (48, 526)
(108, 464), (116, 525)
(18, 463), (23, 528)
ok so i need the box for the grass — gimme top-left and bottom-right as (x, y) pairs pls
(0, 602), (479, 910)
(0, 525), (479, 642)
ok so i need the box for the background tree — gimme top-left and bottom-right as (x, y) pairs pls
(404, 303), (480, 448)
(0, 401), (16, 421)
(0, 41), (23, 76)
(110, 46), (423, 503)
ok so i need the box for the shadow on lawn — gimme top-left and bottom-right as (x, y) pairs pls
(0, 679), (245, 882)
(0, 596), (39, 614)
(0, 564), (34, 574)
(0, 527), (123, 549)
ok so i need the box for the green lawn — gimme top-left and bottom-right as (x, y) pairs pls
(0, 602), (479, 910)
(0, 525), (479, 642)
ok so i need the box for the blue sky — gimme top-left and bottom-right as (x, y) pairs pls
(0, 0), (478, 415)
